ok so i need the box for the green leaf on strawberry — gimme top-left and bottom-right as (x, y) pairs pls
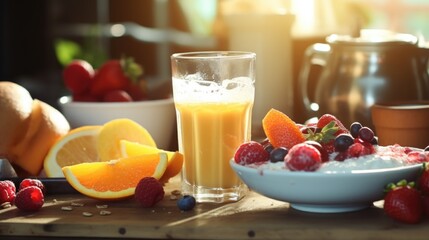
(304, 121), (338, 144)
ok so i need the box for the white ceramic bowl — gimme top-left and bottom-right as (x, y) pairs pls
(58, 96), (176, 150)
(230, 159), (422, 213)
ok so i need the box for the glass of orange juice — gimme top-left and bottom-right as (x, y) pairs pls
(171, 51), (255, 203)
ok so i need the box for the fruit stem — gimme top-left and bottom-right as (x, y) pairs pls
(120, 56), (143, 83)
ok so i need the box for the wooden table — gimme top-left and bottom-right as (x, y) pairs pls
(0, 178), (428, 240)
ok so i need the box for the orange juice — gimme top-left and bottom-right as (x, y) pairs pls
(175, 101), (253, 189)
(171, 51), (255, 202)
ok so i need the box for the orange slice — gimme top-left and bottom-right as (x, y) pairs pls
(262, 108), (305, 149)
(62, 152), (168, 200)
(97, 118), (156, 162)
(44, 125), (101, 177)
(119, 140), (183, 183)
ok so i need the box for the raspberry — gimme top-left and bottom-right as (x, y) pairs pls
(134, 177), (164, 208)
(177, 195), (196, 211)
(234, 141), (269, 165)
(14, 186), (44, 211)
(19, 178), (46, 194)
(347, 142), (372, 158)
(284, 143), (322, 171)
(0, 180), (16, 204)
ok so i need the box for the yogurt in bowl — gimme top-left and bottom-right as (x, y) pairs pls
(231, 144), (425, 213)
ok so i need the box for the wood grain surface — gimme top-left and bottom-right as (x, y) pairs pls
(0, 177), (428, 240)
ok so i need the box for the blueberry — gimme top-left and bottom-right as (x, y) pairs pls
(264, 143), (274, 154)
(334, 133), (354, 152)
(350, 122), (362, 138)
(177, 195), (196, 211)
(270, 147), (288, 163)
(371, 136), (378, 145)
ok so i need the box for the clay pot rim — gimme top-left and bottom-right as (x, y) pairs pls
(372, 100), (429, 111)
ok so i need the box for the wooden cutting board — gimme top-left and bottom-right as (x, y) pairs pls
(1, 177), (429, 240)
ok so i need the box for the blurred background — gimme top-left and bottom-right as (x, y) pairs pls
(1, 0), (428, 123)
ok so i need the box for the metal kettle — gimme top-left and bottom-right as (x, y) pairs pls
(299, 30), (429, 128)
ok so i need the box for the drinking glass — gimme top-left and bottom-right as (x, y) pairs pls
(171, 51), (255, 203)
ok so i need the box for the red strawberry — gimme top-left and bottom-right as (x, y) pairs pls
(14, 186), (44, 211)
(90, 57), (143, 98)
(0, 180), (16, 204)
(234, 141), (269, 165)
(134, 177), (164, 208)
(422, 195), (429, 217)
(312, 114), (349, 154)
(316, 114), (348, 134)
(102, 90), (133, 102)
(418, 163), (429, 196)
(383, 180), (422, 224)
(127, 82), (148, 101)
(284, 143), (322, 171)
(63, 59), (95, 95)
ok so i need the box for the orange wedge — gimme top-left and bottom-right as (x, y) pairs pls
(119, 140), (183, 183)
(44, 125), (101, 177)
(97, 119), (156, 162)
(62, 152), (168, 200)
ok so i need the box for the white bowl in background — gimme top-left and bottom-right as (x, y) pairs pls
(230, 159), (422, 213)
(58, 96), (176, 150)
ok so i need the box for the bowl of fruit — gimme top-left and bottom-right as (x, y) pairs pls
(231, 109), (426, 213)
(58, 58), (176, 150)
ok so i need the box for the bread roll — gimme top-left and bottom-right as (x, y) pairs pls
(0, 81), (33, 156)
(0, 81), (70, 176)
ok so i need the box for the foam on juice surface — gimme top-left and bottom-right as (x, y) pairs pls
(173, 75), (254, 103)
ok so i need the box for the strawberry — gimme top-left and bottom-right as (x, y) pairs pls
(418, 163), (429, 196)
(102, 90), (133, 102)
(63, 60), (95, 95)
(422, 195), (429, 217)
(90, 57), (143, 98)
(234, 141), (269, 165)
(134, 177), (164, 208)
(383, 180), (422, 224)
(316, 114), (348, 134)
(305, 114), (349, 154)
(14, 186), (44, 211)
(284, 143), (322, 171)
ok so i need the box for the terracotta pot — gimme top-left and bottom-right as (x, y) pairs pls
(371, 101), (429, 149)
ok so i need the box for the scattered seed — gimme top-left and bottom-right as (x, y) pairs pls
(170, 195), (178, 200)
(52, 199), (58, 203)
(71, 202), (84, 207)
(61, 206), (73, 211)
(96, 204), (108, 209)
(1, 202), (11, 209)
(99, 210), (111, 216)
(82, 212), (93, 217)
(171, 190), (181, 196)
